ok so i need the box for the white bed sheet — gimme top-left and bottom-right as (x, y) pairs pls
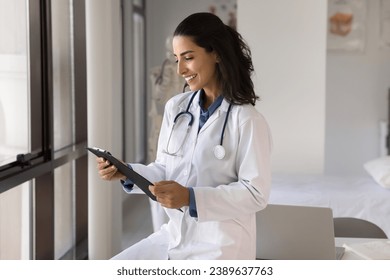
(268, 174), (390, 238)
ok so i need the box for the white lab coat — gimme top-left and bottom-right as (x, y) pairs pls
(115, 90), (272, 260)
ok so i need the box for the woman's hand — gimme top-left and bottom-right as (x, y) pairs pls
(96, 157), (126, 181)
(149, 181), (190, 209)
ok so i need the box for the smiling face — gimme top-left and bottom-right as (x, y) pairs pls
(173, 35), (220, 97)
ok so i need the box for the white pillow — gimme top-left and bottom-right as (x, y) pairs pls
(364, 156), (390, 189)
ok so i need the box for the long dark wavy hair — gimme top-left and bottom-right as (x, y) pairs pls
(173, 12), (258, 106)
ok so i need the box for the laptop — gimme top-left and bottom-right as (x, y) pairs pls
(256, 204), (340, 260)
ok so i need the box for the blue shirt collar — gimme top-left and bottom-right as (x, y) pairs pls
(198, 89), (224, 132)
(198, 89), (224, 116)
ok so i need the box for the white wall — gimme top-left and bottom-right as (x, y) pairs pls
(238, 0), (327, 174)
(325, 0), (390, 176)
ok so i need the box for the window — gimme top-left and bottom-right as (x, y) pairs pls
(123, 0), (147, 163)
(0, 0), (32, 260)
(51, 0), (76, 259)
(0, 0), (29, 167)
(0, 0), (88, 260)
(0, 182), (31, 259)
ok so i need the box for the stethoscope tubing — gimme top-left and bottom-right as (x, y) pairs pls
(220, 103), (232, 146)
(165, 90), (232, 159)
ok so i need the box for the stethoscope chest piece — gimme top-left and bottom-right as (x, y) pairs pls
(213, 145), (226, 160)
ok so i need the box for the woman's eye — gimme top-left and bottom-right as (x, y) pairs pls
(175, 57), (193, 63)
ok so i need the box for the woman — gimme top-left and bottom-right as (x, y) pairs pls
(97, 12), (272, 260)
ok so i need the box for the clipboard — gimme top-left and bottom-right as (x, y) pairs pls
(87, 147), (157, 201)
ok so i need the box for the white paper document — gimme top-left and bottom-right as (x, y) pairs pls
(343, 240), (390, 260)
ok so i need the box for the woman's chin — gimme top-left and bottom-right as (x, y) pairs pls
(188, 84), (200, 92)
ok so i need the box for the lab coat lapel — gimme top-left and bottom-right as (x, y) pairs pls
(198, 99), (230, 134)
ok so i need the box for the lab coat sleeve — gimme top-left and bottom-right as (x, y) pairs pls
(194, 112), (272, 222)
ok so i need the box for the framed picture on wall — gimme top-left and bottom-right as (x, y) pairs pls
(207, 0), (237, 30)
(380, 0), (390, 48)
(327, 0), (367, 52)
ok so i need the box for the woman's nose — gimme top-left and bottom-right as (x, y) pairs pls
(177, 60), (187, 76)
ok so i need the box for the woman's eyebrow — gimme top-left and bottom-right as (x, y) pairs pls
(174, 50), (195, 57)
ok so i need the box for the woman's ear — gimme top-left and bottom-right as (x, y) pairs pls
(215, 53), (220, 63)
(212, 51), (220, 63)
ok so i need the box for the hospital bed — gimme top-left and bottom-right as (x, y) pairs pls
(268, 89), (390, 237)
(268, 171), (390, 238)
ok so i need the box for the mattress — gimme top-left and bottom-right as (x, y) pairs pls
(268, 174), (390, 238)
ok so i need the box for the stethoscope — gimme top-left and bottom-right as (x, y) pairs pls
(163, 91), (232, 159)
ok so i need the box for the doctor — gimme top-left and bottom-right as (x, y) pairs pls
(97, 12), (272, 260)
